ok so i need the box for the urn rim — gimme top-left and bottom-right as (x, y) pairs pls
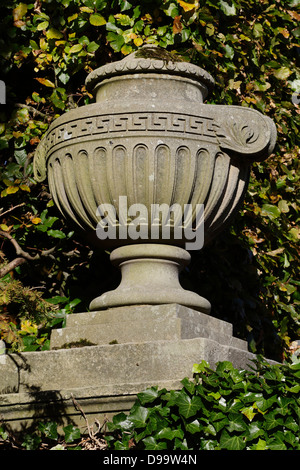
(85, 45), (215, 94)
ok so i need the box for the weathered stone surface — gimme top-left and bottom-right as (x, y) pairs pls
(0, 305), (254, 396)
(50, 303), (246, 350)
(6, 338), (249, 394)
(0, 304), (279, 431)
(0, 355), (18, 393)
(0, 335), (261, 431)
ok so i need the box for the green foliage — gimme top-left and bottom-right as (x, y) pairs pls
(0, 274), (80, 351)
(0, 0), (299, 358)
(106, 358), (300, 450)
(0, 421), (84, 450)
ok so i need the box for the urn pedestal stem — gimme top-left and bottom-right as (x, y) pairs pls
(89, 244), (211, 313)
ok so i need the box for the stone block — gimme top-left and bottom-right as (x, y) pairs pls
(50, 303), (247, 351)
(0, 304), (278, 432)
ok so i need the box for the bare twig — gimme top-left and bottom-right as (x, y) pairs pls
(0, 231), (58, 278)
(70, 394), (108, 450)
(0, 231), (39, 261)
(0, 203), (25, 218)
(15, 103), (48, 120)
(0, 257), (27, 278)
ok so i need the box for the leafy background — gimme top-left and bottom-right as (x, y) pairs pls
(0, 0), (299, 360)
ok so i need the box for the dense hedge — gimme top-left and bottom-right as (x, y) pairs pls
(0, 0), (299, 360)
(1, 358), (300, 450)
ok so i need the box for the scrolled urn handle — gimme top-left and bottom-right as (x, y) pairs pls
(207, 105), (277, 161)
(33, 136), (47, 182)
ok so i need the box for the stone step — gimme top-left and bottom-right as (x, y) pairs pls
(1, 336), (254, 395)
(50, 303), (246, 350)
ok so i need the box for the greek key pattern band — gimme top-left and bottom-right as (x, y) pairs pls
(45, 112), (219, 149)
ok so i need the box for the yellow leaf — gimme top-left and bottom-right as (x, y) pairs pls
(13, 3), (28, 21)
(80, 6), (94, 13)
(31, 217), (42, 224)
(134, 37), (144, 46)
(46, 28), (64, 39)
(177, 0), (199, 12)
(241, 406), (257, 422)
(89, 14), (106, 26)
(13, 131), (23, 139)
(20, 184), (31, 192)
(6, 186), (19, 194)
(0, 224), (10, 231)
(40, 38), (47, 50)
(3, 178), (13, 187)
(206, 23), (215, 36)
(68, 13), (78, 22)
(20, 320), (38, 335)
(35, 77), (55, 88)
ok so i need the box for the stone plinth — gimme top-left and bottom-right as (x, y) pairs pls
(50, 304), (246, 350)
(0, 304), (275, 431)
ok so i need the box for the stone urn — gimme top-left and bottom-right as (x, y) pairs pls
(34, 46), (276, 314)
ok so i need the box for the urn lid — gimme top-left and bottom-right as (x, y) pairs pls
(85, 45), (215, 94)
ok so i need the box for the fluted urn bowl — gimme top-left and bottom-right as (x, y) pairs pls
(34, 47), (276, 313)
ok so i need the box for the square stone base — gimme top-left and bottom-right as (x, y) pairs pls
(0, 304), (273, 432)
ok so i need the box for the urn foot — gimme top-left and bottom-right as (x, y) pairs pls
(89, 244), (211, 314)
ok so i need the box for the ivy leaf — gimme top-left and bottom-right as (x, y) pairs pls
(265, 411), (284, 430)
(128, 406), (149, 428)
(63, 425), (81, 443)
(58, 72), (70, 85)
(109, 412), (133, 431)
(142, 436), (168, 450)
(185, 418), (202, 434)
(137, 387), (159, 405)
(176, 391), (202, 418)
(247, 423), (264, 441)
(220, 430), (246, 450)
(224, 44), (234, 59)
(227, 413), (247, 432)
(155, 427), (184, 440)
(254, 438), (268, 450)
(241, 406), (257, 422)
(268, 432), (287, 451)
(38, 422), (58, 440)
